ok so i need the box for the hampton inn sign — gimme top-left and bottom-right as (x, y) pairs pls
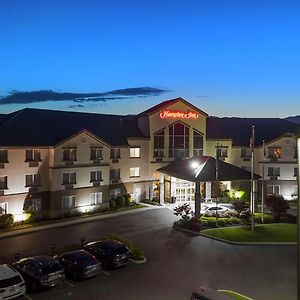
(159, 110), (199, 119)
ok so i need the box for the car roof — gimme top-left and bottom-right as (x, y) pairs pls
(61, 249), (93, 258)
(18, 255), (57, 266)
(0, 264), (19, 280)
(87, 239), (124, 249)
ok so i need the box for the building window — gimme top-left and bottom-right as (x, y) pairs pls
(110, 169), (120, 180)
(130, 147), (140, 158)
(90, 148), (102, 160)
(216, 146), (228, 158)
(62, 173), (76, 185)
(268, 147), (281, 158)
(27, 198), (42, 212)
(62, 195), (76, 210)
(25, 174), (41, 187)
(0, 202), (8, 215)
(109, 188), (121, 199)
(193, 130), (203, 156)
(267, 185), (280, 195)
(0, 150), (8, 163)
(110, 148), (121, 159)
(0, 176), (7, 189)
(25, 150), (41, 162)
(268, 167), (280, 176)
(294, 168), (298, 177)
(89, 192), (102, 205)
(241, 148), (251, 158)
(169, 122), (189, 158)
(153, 129), (164, 158)
(63, 148), (77, 161)
(130, 167), (140, 178)
(90, 170), (102, 182)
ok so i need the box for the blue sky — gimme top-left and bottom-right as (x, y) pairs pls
(0, 0), (299, 117)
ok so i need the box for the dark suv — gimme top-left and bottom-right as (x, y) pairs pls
(84, 239), (130, 269)
(55, 250), (102, 280)
(12, 255), (65, 292)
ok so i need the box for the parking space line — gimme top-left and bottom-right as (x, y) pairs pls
(102, 270), (110, 276)
(64, 280), (75, 287)
(24, 295), (33, 300)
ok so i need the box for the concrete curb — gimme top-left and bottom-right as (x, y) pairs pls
(173, 224), (297, 246)
(0, 205), (160, 239)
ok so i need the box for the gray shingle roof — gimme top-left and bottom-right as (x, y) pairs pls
(206, 117), (300, 146)
(0, 108), (146, 147)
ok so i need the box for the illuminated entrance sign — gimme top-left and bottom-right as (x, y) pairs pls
(159, 110), (199, 119)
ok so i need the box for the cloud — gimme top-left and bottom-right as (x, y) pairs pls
(69, 104), (85, 108)
(0, 87), (168, 105)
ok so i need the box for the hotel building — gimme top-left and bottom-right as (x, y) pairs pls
(0, 98), (299, 221)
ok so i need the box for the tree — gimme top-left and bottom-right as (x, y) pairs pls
(265, 195), (289, 222)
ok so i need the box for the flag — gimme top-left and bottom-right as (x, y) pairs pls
(249, 125), (255, 152)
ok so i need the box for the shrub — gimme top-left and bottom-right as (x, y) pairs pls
(109, 198), (116, 210)
(115, 196), (126, 209)
(130, 247), (144, 260)
(280, 213), (297, 224)
(216, 218), (226, 227)
(188, 217), (202, 231)
(254, 213), (274, 224)
(240, 209), (251, 225)
(0, 214), (14, 227)
(265, 195), (289, 222)
(124, 194), (132, 206)
(173, 203), (192, 221)
(201, 217), (217, 228)
(228, 217), (240, 224)
(231, 200), (248, 217)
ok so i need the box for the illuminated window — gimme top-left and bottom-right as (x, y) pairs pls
(130, 147), (140, 158)
(193, 130), (203, 156)
(25, 149), (41, 162)
(268, 147), (281, 158)
(267, 185), (280, 195)
(130, 167), (140, 178)
(0, 176), (8, 189)
(241, 148), (251, 158)
(110, 148), (121, 159)
(153, 129), (164, 158)
(63, 148), (77, 161)
(62, 195), (76, 210)
(169, 122), (189, 158)
(216, 146), (228, 158)
(110, 169), (120, 180)
(62, 172), (76, 185)
(89, 192), (103, 205)
(0, 202), (8, 215)
(90, 170), (102, 182)
(25, 174), (41, 187)
(0, 150), (8, 163)
(268, 167), (280, 176)
(90, 148), (102, 160)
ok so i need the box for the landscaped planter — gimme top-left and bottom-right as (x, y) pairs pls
(129, 256), (147, 264)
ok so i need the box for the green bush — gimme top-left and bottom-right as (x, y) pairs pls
(124, 194), (132, 206)
(115, 196), (126, 208)
(228, 217), (240, 224)
(0, 214), (14, 227)
(130, 247), (144, 259)
(109, 198), (116, 210)
(254, 213), (274, 224)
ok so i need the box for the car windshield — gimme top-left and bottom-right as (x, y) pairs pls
(0, 275), (22, 288)
(40, 262), (61, 273)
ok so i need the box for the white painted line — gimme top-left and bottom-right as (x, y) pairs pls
(102, 271), (110, 276)
(64, 280), (75, 287)
(24, 295), (33, 300)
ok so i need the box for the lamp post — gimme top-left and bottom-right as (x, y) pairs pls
(191, 161), (201, 218)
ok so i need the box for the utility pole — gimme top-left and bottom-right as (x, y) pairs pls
(250, 125), (255, 231)
(215, 142), (219, 227)
(261, 140), (265, 223)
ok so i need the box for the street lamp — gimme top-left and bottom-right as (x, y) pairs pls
(191, 160), (201, 218)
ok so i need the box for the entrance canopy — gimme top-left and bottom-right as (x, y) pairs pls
(157, 156), (260, 182)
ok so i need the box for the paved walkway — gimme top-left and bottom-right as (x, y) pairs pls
(0, 205), (160, 239)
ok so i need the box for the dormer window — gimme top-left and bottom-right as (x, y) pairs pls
(90, 148), (102, 160)
(130, 147), (140, 158)
(63, 148), (77, 161)
(110, 148), (121, 159)
(268, 147), (281, 158)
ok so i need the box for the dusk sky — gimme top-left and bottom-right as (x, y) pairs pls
(0, 0), (299, 117)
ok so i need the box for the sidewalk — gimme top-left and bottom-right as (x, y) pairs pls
(0, 204), (160, 239)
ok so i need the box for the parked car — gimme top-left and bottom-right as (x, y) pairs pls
(0, 264), (26, 299)
(84, 239), (130, 269)
(55, 250), (102, 280)
(12, 255), (65, 292)
(201, 204), (234, 216)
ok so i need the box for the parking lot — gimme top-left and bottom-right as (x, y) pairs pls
(1, 207), (297, 300)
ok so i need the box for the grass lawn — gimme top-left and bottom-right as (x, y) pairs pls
(201, 223), (296, 242)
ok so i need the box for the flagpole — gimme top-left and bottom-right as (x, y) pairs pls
(261, 139), (265, 223)
(250, 125), (255, 231)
